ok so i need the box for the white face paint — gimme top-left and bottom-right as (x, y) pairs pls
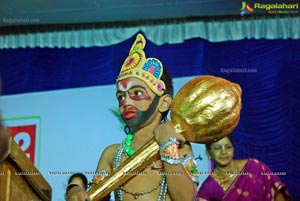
(118, 79), (133, 92)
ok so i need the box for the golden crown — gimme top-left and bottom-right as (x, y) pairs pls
(116, 34), (166, 96)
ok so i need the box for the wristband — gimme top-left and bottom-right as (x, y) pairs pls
(160, 137), (181, 164)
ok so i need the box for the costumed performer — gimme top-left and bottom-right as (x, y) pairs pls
(65, 34), (199, 201)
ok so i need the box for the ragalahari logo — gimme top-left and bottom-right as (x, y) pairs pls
(240, 2), (254, 15)
(240, 2), (298, 15)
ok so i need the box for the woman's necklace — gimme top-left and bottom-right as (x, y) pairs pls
(215, 161), (238, 191)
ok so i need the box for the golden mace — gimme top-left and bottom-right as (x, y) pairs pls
(88, 75), (242, 200)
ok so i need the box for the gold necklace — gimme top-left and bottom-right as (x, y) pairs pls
(215, 161), (238, 191)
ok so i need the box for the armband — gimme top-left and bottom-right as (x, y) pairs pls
(90, 169), (109, 188)
(182, 155), (199, 183)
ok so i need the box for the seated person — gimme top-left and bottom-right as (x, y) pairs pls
(196, 136), (292, 201)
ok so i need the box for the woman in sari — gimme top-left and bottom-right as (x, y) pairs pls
(196, 136), (292, 201)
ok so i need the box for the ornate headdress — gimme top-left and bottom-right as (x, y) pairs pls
(116, 34), (166, 96)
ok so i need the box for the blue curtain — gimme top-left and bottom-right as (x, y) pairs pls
(1, 36), (299, 199)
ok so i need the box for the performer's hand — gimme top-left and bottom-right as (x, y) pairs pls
(154, 120), (185, 147)
(65, 185), (90, 201)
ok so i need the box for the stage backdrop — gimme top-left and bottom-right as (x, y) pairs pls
(0, 35), (299, 200)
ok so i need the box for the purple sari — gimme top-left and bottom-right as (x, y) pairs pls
(196, 158), (292, 201)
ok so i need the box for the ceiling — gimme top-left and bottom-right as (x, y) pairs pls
(0, 0), (245, 27)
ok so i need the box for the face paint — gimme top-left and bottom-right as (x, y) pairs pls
(116, 86), (151, 107)
(118, 79), (133, 92)
(122, 96), (160, 130)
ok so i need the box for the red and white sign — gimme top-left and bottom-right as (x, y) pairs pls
(8, 125), (37, 164)
(3, 116), (41, 166)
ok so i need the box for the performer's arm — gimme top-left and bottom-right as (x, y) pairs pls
(95, 144), (117, 173)
(65, 145), (116, 201)
(164, 145), (198, 201)
(91, 144), (116, 190)
(89, 144), (119, 201)
(154, 121), (198, 201)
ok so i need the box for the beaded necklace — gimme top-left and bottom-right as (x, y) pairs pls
(120, 175), (166, 199)
(124, 133), (135, 157)
(113, 140), (168, 201)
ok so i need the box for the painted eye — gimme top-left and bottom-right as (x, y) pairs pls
(126, 86), (150, 100)
(116, 93), (125, 102)
(133, 90), (143, 96)
(129, 87), (146, 98)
